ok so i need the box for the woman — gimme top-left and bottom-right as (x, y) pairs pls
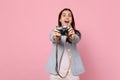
(45, 8), (85, 80)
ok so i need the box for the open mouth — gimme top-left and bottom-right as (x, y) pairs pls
(64, 21), (69, 23)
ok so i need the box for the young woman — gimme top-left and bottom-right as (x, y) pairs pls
(45, 8), (85, 80)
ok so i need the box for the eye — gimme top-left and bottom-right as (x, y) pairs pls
(63, 15), (65, 17)
(62, 14), (66, 17)
(68, 13), (72, 17)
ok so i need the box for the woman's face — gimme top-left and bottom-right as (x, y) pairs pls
(60, 10), (72, 27)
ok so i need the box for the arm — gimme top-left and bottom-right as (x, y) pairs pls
(68, 27), (81, 44)
(49, 29), (61, 43)
(49, 29), (56, 43)
(70, 33), (81, 44)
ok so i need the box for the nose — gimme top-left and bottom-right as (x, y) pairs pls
(65, 18), (69, 20)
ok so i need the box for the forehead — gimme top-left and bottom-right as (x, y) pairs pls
(62, 10), (71, 14)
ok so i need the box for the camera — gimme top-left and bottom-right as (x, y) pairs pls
(56, 26), (70, 35)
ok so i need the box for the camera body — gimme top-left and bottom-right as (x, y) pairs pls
(57, 26), (70, 36)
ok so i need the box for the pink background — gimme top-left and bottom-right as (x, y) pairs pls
(0, 0), (120, 80)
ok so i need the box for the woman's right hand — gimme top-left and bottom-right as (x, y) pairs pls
(53, 28), (61, 42)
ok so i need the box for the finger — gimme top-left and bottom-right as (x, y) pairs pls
(68, 31), (75, 37)
(56, 33), (61, 36)
(68, 33), (72, 37)
(54, 29), (60, 33)
(68, 28), (72, 32)
(69, 30), (74, 35)
(54, 32), (61, 37)
(70, 34), (75, 40)
(68, 27), (74, 32)
(54, 29), (58, 32)
(70, 29), (75, 34)
(55, 31), (61, 35)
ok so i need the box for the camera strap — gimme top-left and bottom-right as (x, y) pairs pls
(55, 42), (72, 79)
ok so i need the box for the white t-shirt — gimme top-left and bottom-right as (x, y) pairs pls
(50, 36), (79, 80)
(59, 36), (69, 75)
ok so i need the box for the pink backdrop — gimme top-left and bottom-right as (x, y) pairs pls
(0, 0), (120, 80)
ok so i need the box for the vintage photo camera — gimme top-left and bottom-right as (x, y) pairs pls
(56, 26), (70, 35)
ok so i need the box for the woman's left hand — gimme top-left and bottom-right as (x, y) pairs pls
(68, 27), (75, 41)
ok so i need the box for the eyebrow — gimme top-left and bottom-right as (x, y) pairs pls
(62, 12), (71, 15)
(62, 13), (66, 15)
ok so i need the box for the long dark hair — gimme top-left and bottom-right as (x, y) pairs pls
(58, 8), (81, 39)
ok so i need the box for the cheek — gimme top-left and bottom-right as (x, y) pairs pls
(61, 18), (65, 22)
(70, 18), (72, 22)
(60, 18), (63, 23)
(69, 17), (72, 21)
(70, 19), (72, 23)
